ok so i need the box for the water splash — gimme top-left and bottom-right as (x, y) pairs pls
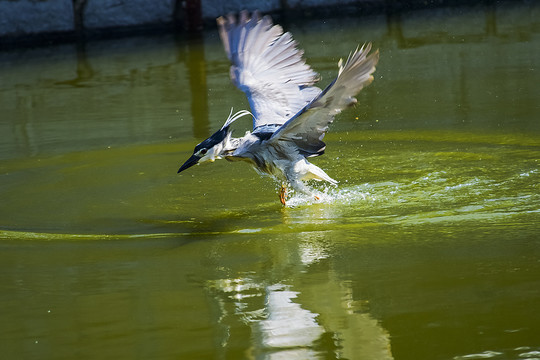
(285, 183), (378, 207)
(284, 167), (540, 226)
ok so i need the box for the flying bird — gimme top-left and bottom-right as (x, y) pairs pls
(178, 10), (379, 205)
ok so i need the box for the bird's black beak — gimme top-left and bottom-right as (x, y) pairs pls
(178, 154), (200, 173)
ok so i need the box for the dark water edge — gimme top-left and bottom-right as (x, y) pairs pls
(0, 0), (532, 49)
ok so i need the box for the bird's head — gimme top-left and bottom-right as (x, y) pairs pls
(177, 126), (231, 173)
(177, 109), (252, 173)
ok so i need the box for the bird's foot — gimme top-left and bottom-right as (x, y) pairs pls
(279, 185), (287, 206)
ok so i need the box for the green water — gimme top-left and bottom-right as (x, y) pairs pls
(1, 3), (539, 359)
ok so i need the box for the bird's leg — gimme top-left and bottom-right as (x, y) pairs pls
(279, 184), (287, 206)
(293, 180), (319, 201)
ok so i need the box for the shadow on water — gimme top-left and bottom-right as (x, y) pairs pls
(1, 1), (540, 359)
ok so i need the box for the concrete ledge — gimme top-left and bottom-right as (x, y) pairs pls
(0, 0), (74, 37)
(84, 0), (175, 29)
(201, 0), (280, 19)
(0, 0), (527, 43)
(286, 0), (360, 8)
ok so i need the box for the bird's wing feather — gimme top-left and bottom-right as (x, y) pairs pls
(217, 11), (321, 129)
(270, 43), (379, 157)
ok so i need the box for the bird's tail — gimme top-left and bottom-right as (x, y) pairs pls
(302, 162), (338, 185)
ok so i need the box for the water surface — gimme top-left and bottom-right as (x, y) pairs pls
(1, 2), (539, 359)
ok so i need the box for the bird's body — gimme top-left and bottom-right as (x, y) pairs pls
(226, 127), (338, 194)
(178, 11), (379, 205)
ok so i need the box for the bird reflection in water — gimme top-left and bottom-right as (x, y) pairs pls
(205, 232), (393, 359)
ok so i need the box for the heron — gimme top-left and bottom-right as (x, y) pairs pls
(178, 10), (379, 205)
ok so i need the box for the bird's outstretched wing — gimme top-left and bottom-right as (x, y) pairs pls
(217, 11), (322, 129)
(270, 43), (379, 157)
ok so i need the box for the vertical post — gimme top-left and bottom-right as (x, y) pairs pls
(174, 0), (203, 32)
(73, 0), (87, 36)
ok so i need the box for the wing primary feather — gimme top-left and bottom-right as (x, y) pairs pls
(270, 42), (379, 157)
(216, 11), (322, 129)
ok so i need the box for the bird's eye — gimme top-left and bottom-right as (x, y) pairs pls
(199, 148), (208, 156)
